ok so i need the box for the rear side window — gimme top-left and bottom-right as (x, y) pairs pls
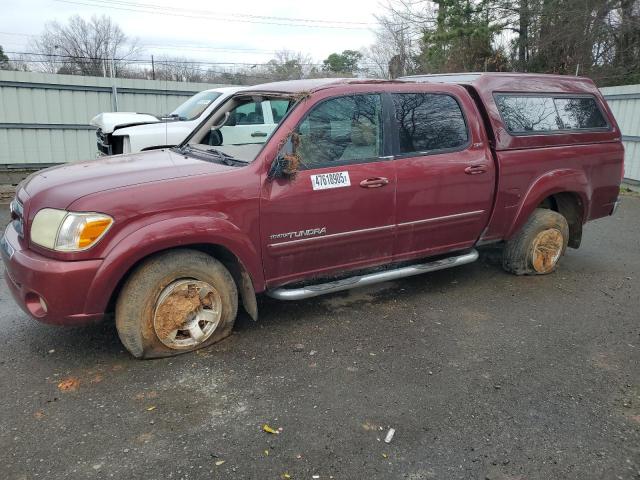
(495, 95), (608, 133)
(554, 98), (608, 129)
(391, 93), (468, 155)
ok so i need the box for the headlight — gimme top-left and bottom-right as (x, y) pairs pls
(31, 209), (114, 252)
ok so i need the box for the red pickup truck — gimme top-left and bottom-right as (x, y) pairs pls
(1, 73), (623, 358)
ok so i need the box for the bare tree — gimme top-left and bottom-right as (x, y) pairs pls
(151, 56), (205, 82)
(363, 1), (424, 78)
(263, 50), (312, 81)
(28, 15), (140, 77)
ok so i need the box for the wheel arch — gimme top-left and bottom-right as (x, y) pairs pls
(85, 216), (263, 320)
(506, 169), (590, 248)
(536, 191), (585, 248)
(105, 244), (258, 322)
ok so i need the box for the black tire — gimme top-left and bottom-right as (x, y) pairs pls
(502, 208), (569, 275)
(115, 249), (238, 359)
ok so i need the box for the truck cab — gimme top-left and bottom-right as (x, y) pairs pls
(2, 75), (623, 358)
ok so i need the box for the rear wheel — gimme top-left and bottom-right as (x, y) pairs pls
(115, 249), (238, 359)
(502, 208), (569, 275)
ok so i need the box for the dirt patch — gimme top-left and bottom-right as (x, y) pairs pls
(57, 377), (80, 392)
(532, 229), (563, 273)
(154, 284), (211, 339)
(321, 283), (396, 309)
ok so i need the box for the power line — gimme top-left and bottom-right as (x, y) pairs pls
(81, 0), (380, 25)
(52, 0), (380, 30)
(6, 51), (383, 69)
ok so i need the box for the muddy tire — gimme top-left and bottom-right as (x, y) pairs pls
(502, 208), (569, 275)
(115, 249), (238, 359)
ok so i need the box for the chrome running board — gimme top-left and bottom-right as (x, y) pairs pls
(266, 249), (479, 301)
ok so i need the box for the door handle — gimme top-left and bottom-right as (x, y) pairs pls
(251, 131), (268, 137)
(464, 164), (488, 175)
(360, 177), (389, 188)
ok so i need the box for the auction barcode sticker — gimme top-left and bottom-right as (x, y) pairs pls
(310, 171), (351, 190)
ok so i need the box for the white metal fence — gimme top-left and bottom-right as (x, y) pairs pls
(0, 70), (232, 167)
(0, 71), (638, 182)
(600, 84), (640, 182)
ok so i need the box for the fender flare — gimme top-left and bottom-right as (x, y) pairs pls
(505, 169), (590, 240)
(82, 216), (263, 316)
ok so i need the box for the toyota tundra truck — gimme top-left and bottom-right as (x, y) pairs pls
(1, 74), (624, 358)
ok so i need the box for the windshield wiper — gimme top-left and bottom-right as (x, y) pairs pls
(175, 144), (191, 155)
(205, 148), (246, 166)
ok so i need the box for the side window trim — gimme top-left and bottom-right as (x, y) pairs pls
(493, 92), (611, 136)
(293, 92), (391, 171)
(262, 100), (274, 125)
(388, 91), (472, 159)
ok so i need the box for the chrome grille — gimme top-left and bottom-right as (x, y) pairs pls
(96, 129), (112, 155)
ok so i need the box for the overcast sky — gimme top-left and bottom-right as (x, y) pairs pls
(0, 0), (382, 66)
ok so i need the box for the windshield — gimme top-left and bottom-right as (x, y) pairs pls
(181, 95), (295, 164)
(171, 91), (222, 121)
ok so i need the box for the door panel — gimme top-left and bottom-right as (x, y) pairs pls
(260, 93), (395, 287)
(394, 147), (495, 260)
(390, 91), (495, 260)
(261, 162), (396, 286)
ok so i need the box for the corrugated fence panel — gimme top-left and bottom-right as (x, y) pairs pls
(1, 71), (637, 178)
(601, 84), (640, 181)
(0, 70), (233, 165)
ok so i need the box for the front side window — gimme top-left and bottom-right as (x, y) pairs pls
(496, 94), (609, 133)
(392, 93), (468, 154)
(181, 95), (295, 164)
(295, 94), (383, 170)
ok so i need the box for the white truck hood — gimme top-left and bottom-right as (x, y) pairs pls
(90, 112), (160, 134)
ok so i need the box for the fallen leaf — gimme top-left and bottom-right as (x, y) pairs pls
(264, 449), (269, 456)
(33, 410), (45, 419)
(262, 424), (279, 434)
(57, 378), (80, 392)
(215, 460), (225, 466)
(382, 453), (388, 458)
(281, 474), (291, 479)
(146, 406), (156, 411)
(136, 433), (153, 443)
(90, 374), (103, 384)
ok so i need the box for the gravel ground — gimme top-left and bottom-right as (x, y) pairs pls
(0, 198), (638, 480)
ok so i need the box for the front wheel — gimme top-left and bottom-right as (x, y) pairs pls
(502, 208), (569, 275)
(115, 249), (238, 359)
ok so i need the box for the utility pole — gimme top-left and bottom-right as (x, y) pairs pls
(151, 55), (155, 80)
(110, 53), (118, 112)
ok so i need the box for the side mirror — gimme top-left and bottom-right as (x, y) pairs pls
(208, 129), (223, 146)
(268, 153), (300, 180)
(268, 133), (301, 180)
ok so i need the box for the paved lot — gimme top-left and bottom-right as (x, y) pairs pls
(0, 198), (639, 480)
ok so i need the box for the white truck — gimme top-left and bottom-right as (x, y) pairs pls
(90, 86), (293, 155)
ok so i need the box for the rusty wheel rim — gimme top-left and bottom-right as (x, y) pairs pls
(531, 228), (563, 273)
(153, 279), (222, 350)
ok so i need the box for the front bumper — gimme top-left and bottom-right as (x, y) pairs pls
(1, 224), (104, 326)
